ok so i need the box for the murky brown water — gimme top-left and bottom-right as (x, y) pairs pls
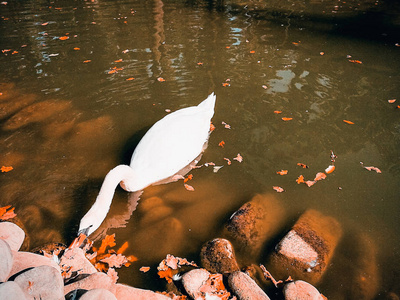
(1, 0), (399, 298)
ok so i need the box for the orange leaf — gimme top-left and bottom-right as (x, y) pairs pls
(107, 268), (119, 283)
(276, 170), (288, 175)
(233, 153), (243, 163)
(184, 184), (195, 191)
(218, 141), (225, 148)
(114, 59), (123, 63)
(158, 269), (174, 283)
(83, 60), (91, 63)
(296, 175), (305, 184)
(117, 241), (129, 254)
(210, 122), (216, 132)
(73, 47), (80, 50)
(349, 59), (362, 64)
(157, 77), (166, 82)
(126, 77), (135, 81)
(281, 117), (293, 121)
(197, 62), (203, 65)
(108, 69), (117, 74)
(68, 233), (87, 249)
(0, 205), (16, 220)
(274, 110), (282, 114)
(250, 50), (255, 53)
(222, 82), (230, 87)
(325, 165), (335, 174)
(140, 266), (150, 273)
(1, 166), (13, 172)
(305, 180), (316, 187)
(184, 174), (193, 183)
(101, 254), (128, 268)
(297, 163), (308, 169)
(273, 186), (284, 193)
(362, 165), (382, 173)
(59, 36), (69, 40)
(224, 158), (232, 165)
(98, 234), (116, 254)
(388, 99), (396, 103)
(343, 120), (354, 125)
(222, 121), (231, 129)
(314, 172), (327, 181)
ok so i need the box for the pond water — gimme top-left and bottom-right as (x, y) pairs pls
(0, 0), (399, 298)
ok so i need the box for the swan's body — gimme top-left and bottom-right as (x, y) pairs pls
(78, 92), (216, 236)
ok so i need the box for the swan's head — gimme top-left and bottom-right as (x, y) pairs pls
(78, 203), (109, 236)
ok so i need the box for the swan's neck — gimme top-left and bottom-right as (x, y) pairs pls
(79, 164), (134, 235)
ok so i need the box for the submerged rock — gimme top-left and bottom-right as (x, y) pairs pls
(200, 238), (240, 275)
(267, 209), (342, 284)
(283, 280), (325, 300)
(228, 271), (271, 300)
(224, 193), (286, 259)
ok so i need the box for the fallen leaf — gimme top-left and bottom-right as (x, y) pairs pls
(222, 82), (230, 87)
(320, 51), (325, 55)
(213, 166), (223, 173)
(41, 22), (48, 26)
(222, 121), (231, 129)
(83, 60), (91, 63)
(388, 99), (396, 103)
(305, 180), (316, 187)
(314, 172), (327, 181)
(343, 120), (355, 125)
(262, 85), (268, 89)
(157, 77), (166, 82)
(0, 205), (16, 220)
(73, 47), (80, 50)
(183, 174), (193, 183)
(325, 165), (335, 174)
(107, 268), (119, 283)
(297, 163), (309, 169)
(158, 268), (174, 283)
(218, 141), (225, 148)
(224, 158), (232, 165)
(98, 234), (116, 254)
(233, 153), (243, 163)
(273, 186), (284, 193)
(349, 59), (363, 64)
(108, 69), (117, 74)
(1, 166), (13, 172)
(276, 170), (288, 175)
(114, 59), (123, 62)
(101, 254), (129, 268)
(117, 241), (129, 254)
(281, 117), (293, 121)
(59, 36), (69, 40)
(197, 62), (203, 65)
(250, 50), (255, 53)
(274, 110), (282, 114)
(296, 175), (305, 184)
(140, 266), (150, 273)
(210, 122), (216, 132)
(361, 162), (382, 173)
(184, 184), (195, 191)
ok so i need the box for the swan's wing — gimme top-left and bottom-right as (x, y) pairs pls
(129, 106), (212, 190)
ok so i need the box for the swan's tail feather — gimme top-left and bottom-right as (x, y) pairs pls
(197, 92), (216, 113)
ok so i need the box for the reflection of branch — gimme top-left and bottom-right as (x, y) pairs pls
(152, 0), (165, 70)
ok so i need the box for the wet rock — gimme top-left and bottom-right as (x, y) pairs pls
(348, 233), (379, 300)
(113, 283), (171, 300)
(80, 288), (118, 300)
(181, 268), (211, 299)
(267, 209), (342, 284)
(0, 221), (25, 251)
(8, 251), (60, 280)
(133, 217), (185, 261)
(0, 239), (13, 281)
(59, 247), (97, 276)
(3, 99), (72, 130)
(200, 238), (240, 275)
(283, 280), (325, 300)
(224, 193), (286, 259)
(0, 281), (28, 300)
(228, 271), (270, 300)
(13, 265), (64, 300)
(64, 272), (114, 295)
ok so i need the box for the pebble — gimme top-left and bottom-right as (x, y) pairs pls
(181, 268), (211, 299)
(8, 250), (60, 280)
(80, 288), (118, 300)
(228, 271), (271, 300)
(224, 193), (285, 259)
(113, 283), (171, 300)
(283, 280), (325, 300)
(0, 281), (28, 300)
(200, 238), (240, 275)
(13, 265), (64, 300)
(0, 221), (25, 251)
(0, 239), (13, 282)
(268, 209), (342, 284)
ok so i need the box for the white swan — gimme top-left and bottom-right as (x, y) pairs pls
(78, 92), (216, 236)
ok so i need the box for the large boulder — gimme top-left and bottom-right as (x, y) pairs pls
(0, 239), (13, 281)
(0, 221), (25, 251)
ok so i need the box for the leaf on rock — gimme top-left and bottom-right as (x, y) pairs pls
(107, 268), (119, 283)
(274, 110), (282, 114)
(100, 254), (129, 268)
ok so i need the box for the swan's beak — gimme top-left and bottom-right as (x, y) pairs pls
(77, 226), (91, 237)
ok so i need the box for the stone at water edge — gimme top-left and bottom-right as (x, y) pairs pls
(112, 284), (171, 300)
(64, 271), (114, 295)
(0, 239), (13, 282)
(0, 221), (25, 251)
(7, 250), (60, 280)
(224, 193), (286, 259)
(228, 271), (271, 300)
(181, 268), (211, 299)
(283, 280), (325, 300)
(13, 265), (64, 300)
(0, 281), (29, 300)
(267, 209), (342, 285)
(200, 238), (240, 275)
(79, 288), (118, 300)
(59, 247), (97, 276)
